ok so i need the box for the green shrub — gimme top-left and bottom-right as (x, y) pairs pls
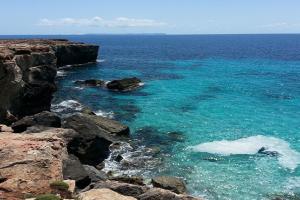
(49, 180), (69, 191)
(35, 194), (61, 200)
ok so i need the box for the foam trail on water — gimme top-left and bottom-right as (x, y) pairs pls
(51, 100), (83, 113)
(95, 110), (114, 119)
(190, 135), (300, 170)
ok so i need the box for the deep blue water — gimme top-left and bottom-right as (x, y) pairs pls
(2, 34), (300, 199)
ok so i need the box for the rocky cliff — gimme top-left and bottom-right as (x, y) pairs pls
(0, 39), (99, 123)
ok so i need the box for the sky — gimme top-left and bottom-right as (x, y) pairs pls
(1, 0), (300, 35)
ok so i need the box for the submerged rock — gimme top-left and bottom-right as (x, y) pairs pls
(106, 77), (142, 91)
(75, 79), (105, 87)
(11, 111), (61, 133)
(78, 188), (137, 200)
(152, 176), (187, 194)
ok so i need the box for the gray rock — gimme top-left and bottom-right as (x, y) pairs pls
(152, 176), (186, 194)
(83, 165), (108, 182)
(138, 188), (202, 200)
(11, 111), (61, 133)
(63, 154), (91, 189)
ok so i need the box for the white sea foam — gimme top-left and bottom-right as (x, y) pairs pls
(97, 59), (106, 63)
(95, 110), (114, 119)
(57, 70), (67, 77)
(190, 135), (300, 170)
(51, 100), (83, 113)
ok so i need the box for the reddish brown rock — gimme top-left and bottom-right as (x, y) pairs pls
(0, 128), (76, 199)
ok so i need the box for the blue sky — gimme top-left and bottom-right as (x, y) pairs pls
(1, 0), (300, 35)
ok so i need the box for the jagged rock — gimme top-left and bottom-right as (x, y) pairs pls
(63, 113), (129, 167)
(83, 165), (108, 182)
(63, 154), (91, 189)
(78, 188), (137, 200)
(0, 39), (99, 123)
(92, 180), (147, 198)
(106, 77), (142, 91)
(75, 79), (105, 87)
(11, 111), (61, 133)
(138, 188), (202, 200)
(0, 128), (77, 199)
(152, 176), (186, 194)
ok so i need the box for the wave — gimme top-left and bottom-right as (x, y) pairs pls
(97, 59), (106, 63)
(57, 70), (67, 77)
(95, 110), (114, 119)
(51, 100), (83, 113)
(190, 135), (300, 170)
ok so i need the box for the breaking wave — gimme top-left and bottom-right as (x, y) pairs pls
(190, 135), (300, 170)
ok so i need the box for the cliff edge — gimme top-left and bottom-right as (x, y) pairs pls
(0, 39), (99, 123)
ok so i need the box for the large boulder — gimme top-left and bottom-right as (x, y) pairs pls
(106, 77), (142, 91)
(93, 180), (148, 198)
(63, 114), (129, 167)
(0, 128), (77, 199)
(63, 154), (91, 189)
(11, 111), (61, 133)
(78, 188), (137, 200)
(152, 176), (186, 194)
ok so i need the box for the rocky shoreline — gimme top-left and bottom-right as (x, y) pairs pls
(0, 39), (202, 200)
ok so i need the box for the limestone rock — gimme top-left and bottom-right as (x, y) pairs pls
(0, 128), (76, 199)
(78, 188), (137, 200)
(0, 39), (99, 123)
(152, 176), (186, 194)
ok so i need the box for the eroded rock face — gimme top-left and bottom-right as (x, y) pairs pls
(78, 188), (137, 200)
(0, 39), (99, 123)
(0, 128), (77, 199)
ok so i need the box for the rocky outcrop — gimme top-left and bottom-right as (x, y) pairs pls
(0, 128), (77, 199)
(78, 188), (137, 200)
(11, 111), (61, 133)
(152, 176), (187, 194)
(0, 39), (99, 123)
(63, 113), (129, 167)
(106, 77), (142, 91)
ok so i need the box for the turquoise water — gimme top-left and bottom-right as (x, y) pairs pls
(9, 34), (298, 199)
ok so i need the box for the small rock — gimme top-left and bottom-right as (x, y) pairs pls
(115, 155), (124, 162)
(106, 77), (142, 91)
(78, 188), (137, 200)
(152, 176), (186, 194)
(64, 180), (76, 194)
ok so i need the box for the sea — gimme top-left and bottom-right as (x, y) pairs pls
(2, 34), (300, 200)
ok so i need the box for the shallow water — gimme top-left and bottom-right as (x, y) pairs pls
(3, 34), (300, 199)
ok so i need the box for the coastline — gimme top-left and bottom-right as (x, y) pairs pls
(0, 39), (202, 200)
